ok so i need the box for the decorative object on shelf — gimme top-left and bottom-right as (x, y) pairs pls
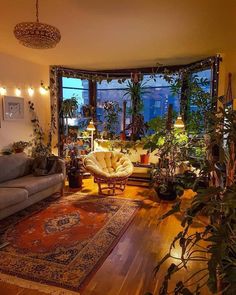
(87, 120), (96, 151)
(14, 0), (61, 49)
(174, 115), (185, 128)
(3, 96), (24, 120)
(12, 141), (29, 153)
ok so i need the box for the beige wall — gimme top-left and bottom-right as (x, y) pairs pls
(0, 53), (50, 151)
(219, 52), (236, 109)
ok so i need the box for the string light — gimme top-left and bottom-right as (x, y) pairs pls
(39, 81), (49, 95)
(0, 87), (7, 95)
(15, 88), (21, 96)
(28, 87), (34, 97)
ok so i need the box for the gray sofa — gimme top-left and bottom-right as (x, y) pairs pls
(0, 153), (65, 220)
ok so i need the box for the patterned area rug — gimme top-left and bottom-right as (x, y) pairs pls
(0, 194), (140, 292)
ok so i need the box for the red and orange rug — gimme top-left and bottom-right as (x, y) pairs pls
(0, 194), (140, 293)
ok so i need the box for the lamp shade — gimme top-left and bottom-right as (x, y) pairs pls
(87, 120), (96, 131)
(174, 116), (185, 128)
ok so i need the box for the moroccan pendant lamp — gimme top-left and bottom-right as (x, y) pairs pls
(14, 0), (61, 49)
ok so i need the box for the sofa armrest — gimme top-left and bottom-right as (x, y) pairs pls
(58, 158), (66, 179)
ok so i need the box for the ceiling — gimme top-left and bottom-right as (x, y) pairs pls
(1, 0), (236, 69)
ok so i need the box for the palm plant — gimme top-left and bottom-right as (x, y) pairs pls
(60, 97), (78, 135)
(123, 80), (147, 140)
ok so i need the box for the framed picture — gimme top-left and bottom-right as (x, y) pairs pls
(3, 96), (24, 120)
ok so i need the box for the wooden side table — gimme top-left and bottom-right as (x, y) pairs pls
(128, 162), (154, 187)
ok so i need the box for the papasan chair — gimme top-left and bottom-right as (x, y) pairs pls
(83, 151), (133, 195)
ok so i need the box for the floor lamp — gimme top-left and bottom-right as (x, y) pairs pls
(87, 120), (96, 151)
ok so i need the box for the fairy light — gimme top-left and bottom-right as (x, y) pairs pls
(0, 87), (7, 95)
(15, 88), (21, 96)
(28, 87), (34, 97)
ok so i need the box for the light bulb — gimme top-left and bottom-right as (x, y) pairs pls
(0, 87), (6, 95)
(15, 88), (21, 96)
(28, 87), (34, 97)
(39, 86), (47, 95)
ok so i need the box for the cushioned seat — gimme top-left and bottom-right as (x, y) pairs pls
(84, 151), (133, 195)
(0, 174), (64, 196)
(0, 188), (28, 210)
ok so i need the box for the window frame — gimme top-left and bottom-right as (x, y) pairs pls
(50, 56), (221, 156)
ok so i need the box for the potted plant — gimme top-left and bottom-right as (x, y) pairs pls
(82, 104), (94, 118)
(12, 141), (29, 153)
(60, 97), (78, 135)
(143, 114), (188, 200)
(151, 107), (236, 294)
(123, 80), (147, 140)
(67, 157), (84, 188)
(103, 101), (121, 139)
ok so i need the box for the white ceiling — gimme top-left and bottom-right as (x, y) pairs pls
(1, 0), (236, 69)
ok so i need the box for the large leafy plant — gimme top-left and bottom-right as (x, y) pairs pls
(152, 107), (236, 295)
(123, 80), (147, 140)
(103, 101), (121, 138)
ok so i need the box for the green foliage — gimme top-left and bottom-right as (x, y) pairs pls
(103, 101), (121, 137)
(28, 101), (52, 158)
(60, 97), (78, 118)
(153, 108), (236, 295)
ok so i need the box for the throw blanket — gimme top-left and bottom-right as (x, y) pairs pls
(32, 156), (62, 176)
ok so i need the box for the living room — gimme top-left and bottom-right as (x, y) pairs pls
(0, 1), (236, 294)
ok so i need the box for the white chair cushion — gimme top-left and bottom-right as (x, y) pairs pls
(84, 151), (133, 179)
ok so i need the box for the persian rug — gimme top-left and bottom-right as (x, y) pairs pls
(0, 194), (140, 292)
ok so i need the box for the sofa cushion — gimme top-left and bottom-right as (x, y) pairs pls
(0, 188), (28, 210)
(0, 153), (32, 183)
(0, 173), (64, 196)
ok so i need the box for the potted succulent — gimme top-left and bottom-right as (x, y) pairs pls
(12, 141), (29, 153)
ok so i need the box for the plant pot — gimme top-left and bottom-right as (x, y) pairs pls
(140, 154), (150, 164)
(155, 182), (177, 201)
(14, 148), (24, 153)
(120, 132), (126, 141)
(68, 173), (83, 188)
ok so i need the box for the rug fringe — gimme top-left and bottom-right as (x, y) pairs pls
(0, 273), (79, 295)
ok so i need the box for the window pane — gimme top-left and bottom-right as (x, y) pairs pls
(62, 77), (89, 89)
(190, 68), (212, 113)
(142, 74), (172, 87)
(141, 74), (180, 122)
(97, 79), (131, 90)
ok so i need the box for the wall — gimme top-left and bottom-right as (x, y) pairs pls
(219, 52), (236, 108)
(0, 53), (50, 151)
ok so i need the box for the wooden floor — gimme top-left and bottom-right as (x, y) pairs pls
(0, 178), (210, 295)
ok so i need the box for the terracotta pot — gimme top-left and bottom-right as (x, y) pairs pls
(120, 132), (126, 141)
(140, 154), (150, 164)
(14, 148), (24, 153)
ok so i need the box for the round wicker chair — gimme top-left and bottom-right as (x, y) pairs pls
(83, 151), (133, 195)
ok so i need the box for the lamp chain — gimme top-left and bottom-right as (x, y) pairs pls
(36, 0), (39, 22)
